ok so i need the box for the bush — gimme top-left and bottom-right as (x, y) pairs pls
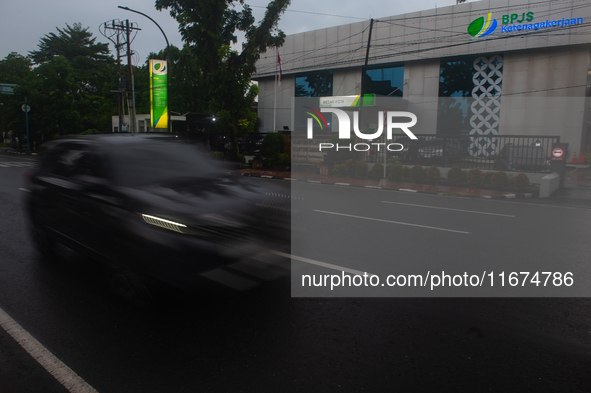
(387, 157), (402, 166)
(345, 159), (355, 177)
(276, 153), (291, 166)
(402, 166), (411, 179)
(369, 162), (384, 179)
(209, 151), (224, 160)
(491, 171), (509, 190)
(447, 166), (463, 186)
(237, 154), (246, 164)
(260, 133), (284, 162)
(513, 173), (530, 190)
(461, 170), (469, 183)
(483, 171), (494, 185)
(332, 164), (347, 178)
(467, 168), (484, 188)
(355, 160), (368, 178)
(425, 166), (440, 184)
(387, 164), (404, 181)
(411, 165), (426, 182)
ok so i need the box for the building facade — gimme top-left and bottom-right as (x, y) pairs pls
(253, 0), (591, 159)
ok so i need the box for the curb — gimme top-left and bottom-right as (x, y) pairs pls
(237, 172), (539, 200)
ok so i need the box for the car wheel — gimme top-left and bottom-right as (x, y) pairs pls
(30, 221), (57, 260)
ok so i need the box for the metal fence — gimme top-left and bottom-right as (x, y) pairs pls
(364, 134), (560, 173)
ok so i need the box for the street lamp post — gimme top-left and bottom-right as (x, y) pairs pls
(118, 6), (172, 133)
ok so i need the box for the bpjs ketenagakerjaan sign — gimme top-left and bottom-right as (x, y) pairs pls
(468, 11), (584, 40)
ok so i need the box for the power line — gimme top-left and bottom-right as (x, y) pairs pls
(250, 5), (367, 20)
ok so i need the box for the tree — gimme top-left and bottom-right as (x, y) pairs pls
(26, 23), (117, 139)
(155, 0), (291, 153)
(0, 53), (34, 146)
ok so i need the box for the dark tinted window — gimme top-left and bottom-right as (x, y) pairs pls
(109, 142), (219, 186)
(49, 143), (108, 179)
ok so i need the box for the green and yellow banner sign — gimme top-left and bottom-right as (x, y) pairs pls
(149, 59), (168, 129)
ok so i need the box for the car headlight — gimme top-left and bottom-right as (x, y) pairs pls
(142, 214), (188, 233)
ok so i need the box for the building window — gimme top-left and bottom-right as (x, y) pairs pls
(295, 71), (333, 97)
(363, 66), (404, 96)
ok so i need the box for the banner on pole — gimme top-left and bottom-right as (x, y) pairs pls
(149, 59), (168, 129)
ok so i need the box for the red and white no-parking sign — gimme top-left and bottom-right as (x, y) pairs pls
(551, 146), (566, 161)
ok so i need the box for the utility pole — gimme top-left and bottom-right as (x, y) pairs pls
(125, 19), (137, 133)
(100, 19), (141, 132)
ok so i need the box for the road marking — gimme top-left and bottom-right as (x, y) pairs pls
(0, 306), (99, 393)
(18, 188), (30, 193)
(381, 201), (515, 217)
(271, 251), (377, 277)
(313, 210), (470, 234)
(335, 183), (350, 186)
(0, 162), (37, 167)
(399, 189), (417, 193)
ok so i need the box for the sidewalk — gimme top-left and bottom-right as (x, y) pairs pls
(236, 169), (535, 199)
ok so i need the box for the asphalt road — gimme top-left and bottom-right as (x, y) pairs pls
(1, 150), (591, 392)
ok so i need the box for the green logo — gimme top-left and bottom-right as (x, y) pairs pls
(468, 13), (498, 39)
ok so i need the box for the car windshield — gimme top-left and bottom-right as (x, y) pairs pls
(109, 141), (220, 187)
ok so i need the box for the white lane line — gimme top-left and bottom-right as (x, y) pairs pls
(18, 188), (30, 193)
(270, 251), (377, 277)
(399, 189), (417, 193)
(381, 201), (515, 218)
(0, 306), (99, 393)
(313, 210), (470, 234)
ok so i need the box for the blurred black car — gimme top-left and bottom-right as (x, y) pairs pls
(25, 134), (289, 297)
(494, 145), (550, 172)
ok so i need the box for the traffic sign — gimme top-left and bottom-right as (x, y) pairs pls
(21, 104), (30, 113)
(551, 146), (566, 161)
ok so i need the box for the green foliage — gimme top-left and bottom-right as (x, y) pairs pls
(237, 154), (246, 164)
(345, 159), (355, 177)
(325, 135), (353, 165)
(402, 166), (411, 179)
(332, 164), (347, 178)
(354, 160), (368, 178)
(155, 0), (291, 141)
(467, 168), (484, 187)
(387, 164), (404, 181)
(260, 133), (284, 163)
(0, 24), (117, 147)
(514, 173), (530, 190)
(411, 165), (426, 182)
(276, 153), (291, 166)
(483, 171), (494, 185)
(368, 162), (384, 179)
(209, 151), (225, 160)
(425, 165), (440, 184)
(491, 171), (509, 190)
(461, 170), (468, 183)
(447, 166), (464, 186)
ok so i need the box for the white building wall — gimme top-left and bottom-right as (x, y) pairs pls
(257, 77), (295, 132)
(499, 46), (591, 154)
(404, 60), (441, 135)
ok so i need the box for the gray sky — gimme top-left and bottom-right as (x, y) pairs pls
(0, 0), (473, 64)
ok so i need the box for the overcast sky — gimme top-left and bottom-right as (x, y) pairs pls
(0, 0), (476, 65)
